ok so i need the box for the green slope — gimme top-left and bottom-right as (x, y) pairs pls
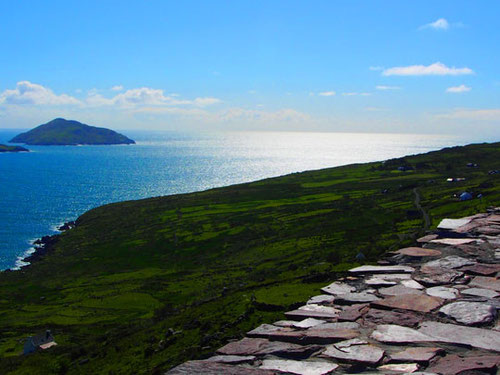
(0, 142), (499, 374)
(10, 118), (135, 146)
(0, 144), (29, 152)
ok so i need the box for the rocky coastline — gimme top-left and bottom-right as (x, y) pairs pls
(19, 221), (76, 267)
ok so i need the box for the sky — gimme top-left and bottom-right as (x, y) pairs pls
(0, 0), (499, 136)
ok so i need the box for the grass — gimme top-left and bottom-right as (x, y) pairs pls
(0, 141), (499, 374)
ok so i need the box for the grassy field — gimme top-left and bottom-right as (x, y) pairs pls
(0, 142), (499, 374)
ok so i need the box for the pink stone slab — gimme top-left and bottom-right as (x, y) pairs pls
(396, 247), (442, 257)
(427, 354), (500, 375)
(389, 347), (444, 363)
(371, 294), (443, 313)
(469, 276), (500, 292)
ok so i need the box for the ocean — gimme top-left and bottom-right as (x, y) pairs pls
(0, 129), (492, 270)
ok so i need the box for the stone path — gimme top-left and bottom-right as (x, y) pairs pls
(166, 208), (500, 374)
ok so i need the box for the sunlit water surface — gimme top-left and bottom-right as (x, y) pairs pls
(0, 130), (492, 269)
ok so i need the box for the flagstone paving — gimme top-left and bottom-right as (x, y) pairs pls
(167, 209), (500, 374)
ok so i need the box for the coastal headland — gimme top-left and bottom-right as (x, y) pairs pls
(0, 142), (499, 374)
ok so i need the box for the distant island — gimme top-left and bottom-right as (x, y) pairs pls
(0, 144), (29, 153)
(9, 118), (135, 146)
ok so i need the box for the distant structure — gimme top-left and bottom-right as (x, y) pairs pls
(460, 192), (473, 201)
(23, 330), (57, 355)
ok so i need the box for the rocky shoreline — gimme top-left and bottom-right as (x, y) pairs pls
(19, 221), (76, 267)
(168, 208), (500, 374)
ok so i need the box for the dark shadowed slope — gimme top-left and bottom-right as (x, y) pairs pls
(10, 118), (135, 145)
(0, 144), (29, 152)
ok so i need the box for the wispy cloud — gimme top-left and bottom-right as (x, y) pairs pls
(369, 66), (383, 71)
(111, 85), (124, 91)
(437, 108), (500, 120)
(376, 85), (400, 90)
(419, 18), (449, 30)
(446, 84), (471, 93)
(383, 62), (473, 76)
(318, 91), (336, 96)
(342, 92), (371, 96)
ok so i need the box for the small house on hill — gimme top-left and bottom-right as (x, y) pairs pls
(23, 330), (57, 354)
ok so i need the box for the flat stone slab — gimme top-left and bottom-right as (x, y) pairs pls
(461, 287), (500, 299)
(469, 276), (500, 291)
(365, 273), (411, 286)
(414, 267), (463, 286)
(274, 318), (326, 329)
(437, 218), (473, 230)
(166, 361), (277, 374)
(371, 294), (443, 313)
(389, 347), (443, 363)
(400, 279), (425, 289)
(260, 359), (339, 375)
(307, 295), (336, 305)
(321, 282), (355, 295)
(337, 304), (369, 321)
(430, 238), (479, 246)
(323, 343), (385, 365)
(427, 354), (500, 375)
(425, 286), (459, 300)
(371, 324), (434, 344)
(217, 338), (321, 358)
(285, 305), (341, 320)
(396, 247), (442, 257)
(378, 285), (424, 296)
(248, 325), (360, 345)
(460, 263), (500, 276)
(334, 292), (380, 304)
(349, 265), (415, 274)
(423, 255), (475, 269)
(439, 301), (496, 325)
(247, 324), (292, 337)
(418, 321), (500, 352)
(205, 355), (256, 364)
(416, 234), (439, 243)
(319, 322), (360, 330)
(363, 308), (421, 327)
(378, 363), (420, 373)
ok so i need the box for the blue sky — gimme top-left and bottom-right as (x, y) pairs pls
(0, 1), (499, 135)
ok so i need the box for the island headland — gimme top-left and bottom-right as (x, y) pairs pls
(0, 141), (498, 374)
(9, 118), (135, 146)
(0, 144), (29, 153)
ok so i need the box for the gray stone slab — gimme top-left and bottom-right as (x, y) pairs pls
(349, 265), (415, 274)
(469, 276), (500, 291)
(425, 286), (459, 300)
(437, 218), (473, 230)
(389, 347), (443, 363)
(363, 309), (422, 327)
(461, 287), (500, 299)
(427, 354), (500, 375)
(439, 301), (496, 325)
(260, 359), (339, 375)
(378, 363), (420, 373)
(459, 263), (500, 276)
(323, 343), (385, 365)
(423, 256), (475, 269)
(166, 361), (277, 374)
(321, 282), (355, 295)
(400, 279), (425, 289)
(371, 324), (434, 344)
(418, 321), (500, 352)
(285, 305), (341, 320)
(318, 322), (360, 330)
(414, 267), (463, 286)
(371, 294), (443, 313)
(293, 318), (327, 329)
(307, 295), (336, 305)
(334, 292), (381, 304)
(378, 285), (424, 296)
(205, 355), (256, 364)
(217, 338), (321, 358)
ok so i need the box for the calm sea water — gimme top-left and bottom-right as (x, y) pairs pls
(0, 129), (492, 270)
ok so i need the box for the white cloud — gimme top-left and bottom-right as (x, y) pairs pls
(382, 62), (473, 76)
(369, 66), (383, 71)
(318, 91), (336, 96)
(437, 108), (500, 121)
(420, 18), (449, 30)
(0, 81), (81, 106)
(342, 92), (371, 96)
(111, 85), (124, 91)
(193, 97), (222, 107)
(446, 84), (471, 93)
(376, 85), (400, 90)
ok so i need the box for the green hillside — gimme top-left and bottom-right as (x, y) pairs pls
(10, 118), (135, 146)
(0, 144), (29, 152)
(0, 142), (499, 374)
